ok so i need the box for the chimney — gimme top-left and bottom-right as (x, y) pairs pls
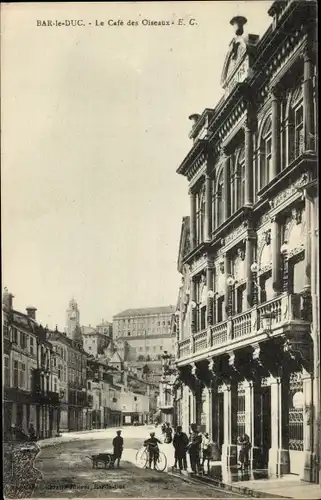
(2, 287), (14, 310)
(188, 113), (200, 125)
(230, 16), (247, 36)
(26, 306), (37, 320)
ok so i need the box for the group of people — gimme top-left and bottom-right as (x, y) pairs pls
(171, 424), (252, 474)
(110, 425), (252, 473)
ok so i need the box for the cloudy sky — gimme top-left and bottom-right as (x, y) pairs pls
(2, 1), (273, 329)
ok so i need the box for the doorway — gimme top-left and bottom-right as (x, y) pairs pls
(255, 386), (271, 469)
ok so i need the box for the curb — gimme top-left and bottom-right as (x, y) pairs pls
(169, 470), (291, 499)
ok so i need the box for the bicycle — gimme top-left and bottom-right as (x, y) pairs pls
(135, 446), (167, 472)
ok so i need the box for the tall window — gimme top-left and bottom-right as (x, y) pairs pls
(216, 170), (224, 227)
(4, 356), (10, 387)
(288, 82), (303, 162)
(196, 185), (205, 245)
(13, 360), (18, 387)
(236, 148), (245, 210)
(260, 115), (272, 189)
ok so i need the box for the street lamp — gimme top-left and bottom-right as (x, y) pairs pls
(280, 242), (289, 293)
(226, 276), (236, 317)
(250, 261), (261, 305)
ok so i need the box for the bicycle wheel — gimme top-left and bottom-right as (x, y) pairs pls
(136, 447), (148, 468)
(155, 451), (167, 472)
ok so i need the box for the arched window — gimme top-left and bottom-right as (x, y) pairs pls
(236, 147), (245, 210)
(288, 82), (303, 162)
(216, 170), (224, 227)
(259, 115), (272, 189)
(196, 184), (205, 245)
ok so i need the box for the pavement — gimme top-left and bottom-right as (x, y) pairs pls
(31, 426), (240, 498)
(33, 427), (320, 499)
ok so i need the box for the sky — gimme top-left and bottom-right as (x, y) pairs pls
(2, 1), (273, 330)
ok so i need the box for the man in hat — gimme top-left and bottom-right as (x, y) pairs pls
(112, 430), (124, 468)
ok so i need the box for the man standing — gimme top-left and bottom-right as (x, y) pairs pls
(112, 430), (124, 468)
(188, 423), (202, 473)
(172, 426), (189, 471)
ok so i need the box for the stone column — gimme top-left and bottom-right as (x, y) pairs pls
(205, 174), (212, 242)
(223, 152), (230, 221)
(245, 237), (253, 308)
(244, 122), (254, 206)
(221, 379), (238, 476)
(271, 87), (281, 179)
(271, 216), (281, 296)
(190, 191), (197, 250)
(303, 46), (315, 151)
(302, 372), (314, 481)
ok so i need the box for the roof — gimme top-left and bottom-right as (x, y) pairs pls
(113, 305), (175, 319)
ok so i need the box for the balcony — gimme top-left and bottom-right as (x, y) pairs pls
(177, 294), (310, 362)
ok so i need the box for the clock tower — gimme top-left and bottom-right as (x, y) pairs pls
(66, 297), (81, 342)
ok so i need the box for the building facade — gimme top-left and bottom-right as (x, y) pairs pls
(175, 1), (318, 484)
(113, 306), (175, 361)
(3, 289), (60, 439)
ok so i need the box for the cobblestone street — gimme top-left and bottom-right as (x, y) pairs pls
(31, 428), (241, 498)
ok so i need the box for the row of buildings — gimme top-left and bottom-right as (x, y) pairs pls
(167, 0), (319, 485)
(3, 291), (159, 438)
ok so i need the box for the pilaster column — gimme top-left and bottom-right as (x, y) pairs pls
(224, 254), (230, 320)
(245, 237), (253, 308)
(205, 174), (212, 241)
(271, 216), (281, 296)
(207, 266), (214, 326)
(304, 195), (312, 291)
(302, 373), (314, 481)
(207, 384), (213, 438)
(223, 151), (230, 220)
(271, 87), (281, 179)
(222, 379), (238, 472)
(303, 46), (315, 151)
(190, 191), (197, 250)
(244, 122), (254, 206)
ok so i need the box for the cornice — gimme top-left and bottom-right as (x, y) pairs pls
(176, 139), (208, 177)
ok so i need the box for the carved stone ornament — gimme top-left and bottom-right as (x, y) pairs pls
(264, 229), (271, 245)
(219, 261), (225, 274)
(237, 247), (245, 261)
(291, 206), (302, 225)
(252, 343), (263, 366)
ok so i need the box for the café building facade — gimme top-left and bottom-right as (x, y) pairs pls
(174, 1), (318, 483)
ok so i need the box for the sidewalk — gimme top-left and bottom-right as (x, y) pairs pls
(183, 471), (321, 499)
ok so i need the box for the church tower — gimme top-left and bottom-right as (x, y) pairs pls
(66, 298), (81, 342)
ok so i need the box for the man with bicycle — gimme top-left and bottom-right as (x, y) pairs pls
(143, 432), (162, 470)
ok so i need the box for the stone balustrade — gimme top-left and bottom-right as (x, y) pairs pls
(177, 293), (305, 361)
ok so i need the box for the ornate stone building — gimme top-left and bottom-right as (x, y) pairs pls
(175, 1), (318, 483)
